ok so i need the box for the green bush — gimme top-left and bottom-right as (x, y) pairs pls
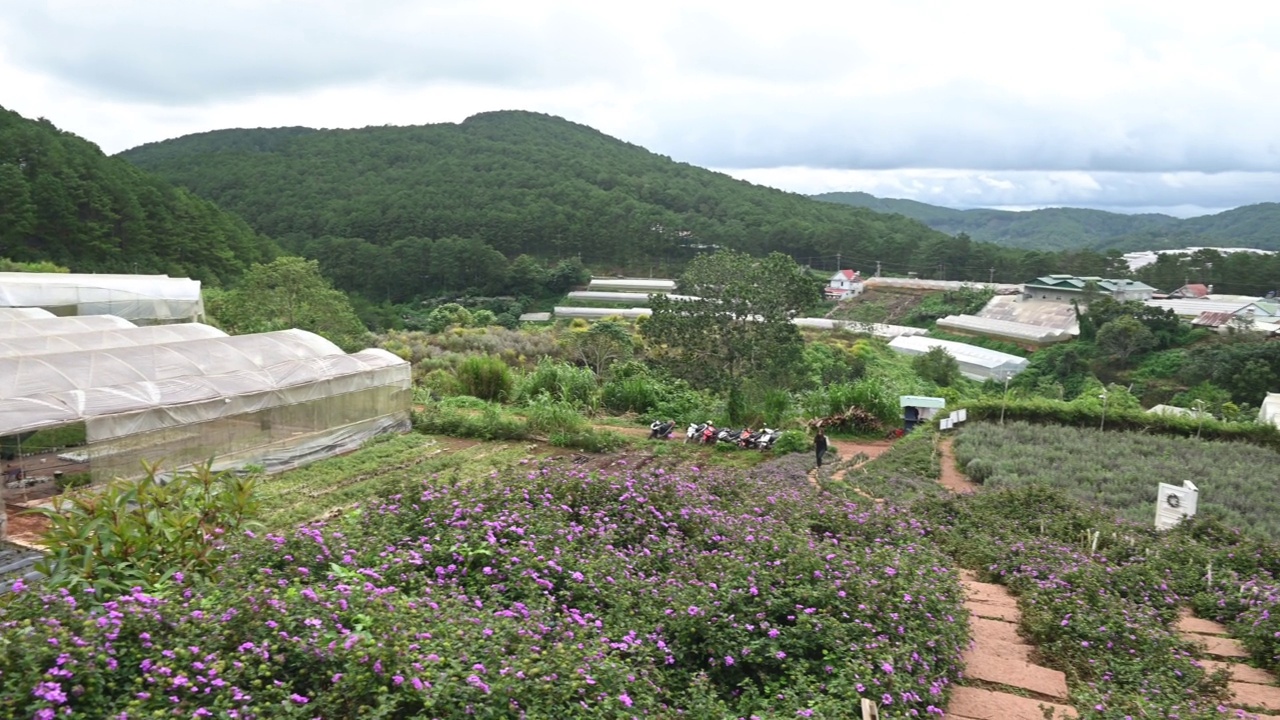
(548, 428), (627, 453)
(53, 471), (92, 491)
(524, 396), (590, 436)
(413, 401), (529, 440)
(516, 358), (598, 408)
(455, 354), (514, 401)
(418, 368), (464, 397)
(771, 429), (810, 455)
(31, 462), (260, 595)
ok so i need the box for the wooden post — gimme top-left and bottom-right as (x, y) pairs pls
(0, 475), (7, 541)
(861, 698), (879, 719)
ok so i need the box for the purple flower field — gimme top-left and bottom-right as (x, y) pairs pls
(0, 453), (968, 719)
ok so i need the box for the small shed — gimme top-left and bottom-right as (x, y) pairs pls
(900, 395), (946, 432)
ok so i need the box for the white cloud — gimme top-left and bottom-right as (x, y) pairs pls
(3, 1), (1280, 213)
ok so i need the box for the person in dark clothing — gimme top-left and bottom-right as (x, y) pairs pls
(814, 428), (828, 468)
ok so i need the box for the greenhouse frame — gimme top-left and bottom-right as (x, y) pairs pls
(0, 322), (411, 485)
(0, 272), (205, 324)
(887, 335), (1029, 381)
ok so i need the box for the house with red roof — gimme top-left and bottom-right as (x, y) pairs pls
(826, 270), (863, 300)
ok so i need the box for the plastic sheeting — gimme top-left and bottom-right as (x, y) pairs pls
(586, 278), (676, 293)
(0, 272), (204, 324)
(0, 329), (344, 399)
(0, 307), (55, 319)
(0, 314), (137, 340)
(0, 323), (227, 359)
(888, 335), (1029, 381)
(936, 315), (1074, 345)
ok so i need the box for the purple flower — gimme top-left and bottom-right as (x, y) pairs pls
(619, 693), (633, 707)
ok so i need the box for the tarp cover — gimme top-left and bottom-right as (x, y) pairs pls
(0, 272), (204, 323)
(0, 329), (344, 399)
(0, 323), (227, 359)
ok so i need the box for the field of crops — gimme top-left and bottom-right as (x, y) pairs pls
(1, 452), (968, 718)
(953, 420), (1280, 537)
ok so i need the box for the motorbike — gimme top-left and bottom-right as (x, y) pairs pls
(737, 429), (757, 448)
(686, 422), (708, 443)
(716, 428), (743, 445)
(649, 420), (676, 439)
(700, 424), (719, 445)
(754, 428), (781, 451)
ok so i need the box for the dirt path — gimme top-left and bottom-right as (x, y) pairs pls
(805, 438), (896, 490)
(1177, 610), (1280, 716)
(938, 437), (980, 494)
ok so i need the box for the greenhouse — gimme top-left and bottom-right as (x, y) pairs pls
(0, 323), (227, 359)
(0, 327), (411, 485)
(0, 313), (137, 339)
(792, 318), (928, 339)
(554, 306), (654, 319)
(0, 307), (55, 320)
(935, 314), (1075, 346)
(887, 335), (1029, 381)
(586, 278), (676, 293)
(0, 272), (205, 324)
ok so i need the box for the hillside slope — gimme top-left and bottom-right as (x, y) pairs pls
(0, 106), (276, 284)
(119, 112), (952, 274)
(813, 191), (1280, 252)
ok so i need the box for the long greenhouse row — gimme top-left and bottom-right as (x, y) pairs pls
(0, 306), (410, 488)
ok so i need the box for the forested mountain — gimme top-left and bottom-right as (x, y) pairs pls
(813, 191), (1280, 252)
(0, 106), (276, 284)
(119, 112), (1010, 301)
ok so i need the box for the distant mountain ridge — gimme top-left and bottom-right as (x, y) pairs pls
(813, 191), (1280, 252)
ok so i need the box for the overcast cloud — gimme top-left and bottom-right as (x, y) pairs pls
(3, 0), (1279, 217)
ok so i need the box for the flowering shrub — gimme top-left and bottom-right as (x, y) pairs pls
(0, 454), (966, 719)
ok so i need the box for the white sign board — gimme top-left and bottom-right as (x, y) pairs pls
(1154, 480), (1199, 530)
(956, 408), (967, 423)
(940, 418), (954, 430)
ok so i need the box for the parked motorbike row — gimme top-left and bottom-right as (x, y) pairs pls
(666, 421), (781, 450)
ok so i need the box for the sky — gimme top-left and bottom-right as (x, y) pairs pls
(4, 0), (1280, 217)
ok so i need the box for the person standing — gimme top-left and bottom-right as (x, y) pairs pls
(814, 427), (828, 468)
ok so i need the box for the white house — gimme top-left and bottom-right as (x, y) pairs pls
(826, 269), (863, 300)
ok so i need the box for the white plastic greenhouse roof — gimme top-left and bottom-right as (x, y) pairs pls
(565, 291), (701, 305)
(0, 349), (410, 438)
(555, 306), (653, 319)
(0, 307), (55, 319)
(936, 315), (1074, 344)
(888, 335), (1029, 380)
(0, 323), (227, 359)
(1145, 299), (1251, 317)
(0, 314), (138, 340)
(0, 329), (344, 399)
(791, 318), (928, 338)
(587, 278), (677, 293)
(0, 272), (204, 323)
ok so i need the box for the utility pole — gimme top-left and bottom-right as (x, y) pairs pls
(989, 267), (995, 284)
(875, 261), (882, 278)
(836, 252), (842, 272)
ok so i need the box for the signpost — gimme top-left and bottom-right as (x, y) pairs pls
(1154, 480), (1199, 530)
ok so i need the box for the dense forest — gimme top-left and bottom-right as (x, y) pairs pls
(0, 106), (276, 284)
(123, 112), (1124, 294)
(815, 191), (1280, 253)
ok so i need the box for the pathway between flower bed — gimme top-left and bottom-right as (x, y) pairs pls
(949, 569), (1078, 720)
(806, 438), (894, 489)
(936, 441), (1079, 719)
(1177, 610), (1280, 717)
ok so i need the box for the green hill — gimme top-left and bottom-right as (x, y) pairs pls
(813, 191), (1280, 252)
(0, 106), (276, 284)
(119, 112), (972, 300)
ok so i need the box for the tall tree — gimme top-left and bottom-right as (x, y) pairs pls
(641, 250), (816, 390)
(213, 257), (369, 351)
